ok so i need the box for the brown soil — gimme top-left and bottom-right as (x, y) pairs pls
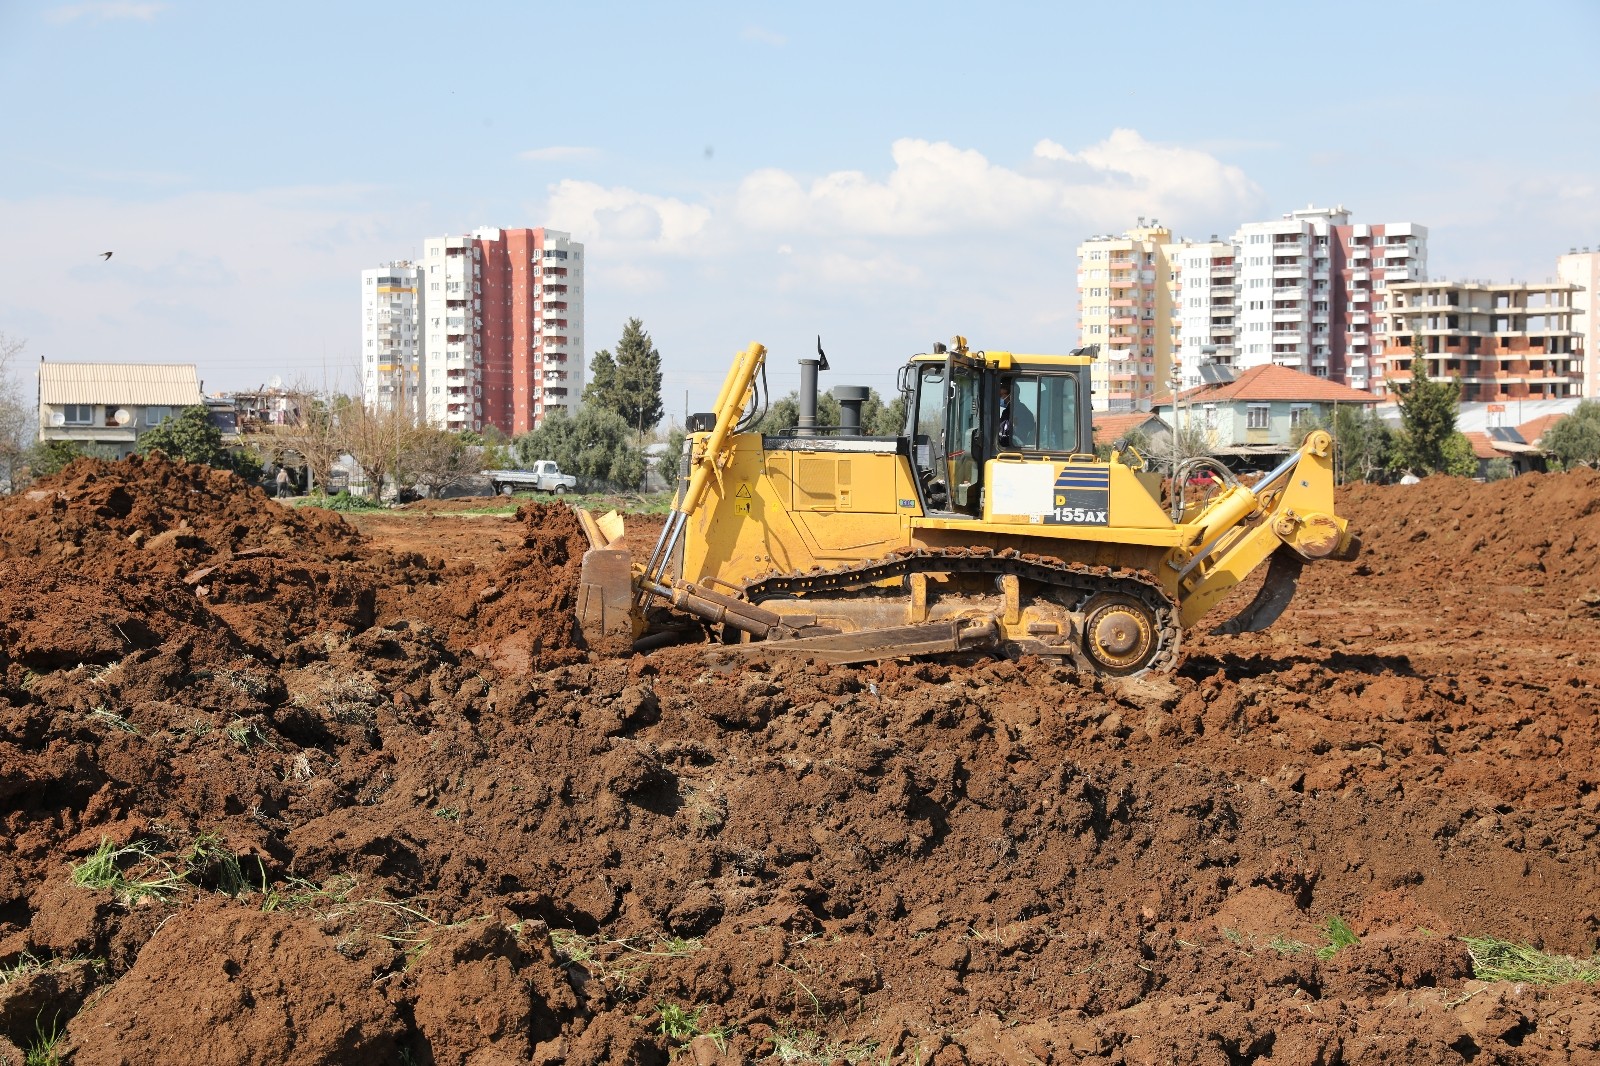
(2, 455), (1598, 1065)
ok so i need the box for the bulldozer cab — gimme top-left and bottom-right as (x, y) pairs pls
(906, 348), (1091, 518)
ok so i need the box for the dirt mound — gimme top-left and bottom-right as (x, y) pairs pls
(2, 461), (1599, 1063)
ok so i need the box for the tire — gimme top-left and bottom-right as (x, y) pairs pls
(499, 485), (513, 496)
(553, 484), (568, 496)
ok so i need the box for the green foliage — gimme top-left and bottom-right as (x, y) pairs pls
(26, 1012), (63, 1066)
(1393, 335), (1463, 475)
(303, 490), (384, 512)
(1484, 456), (1514, 481)
(656, 427), (686, 487)
(584, 318), (665, 438)
(1316, 915), (1361, 959)
(1096, 428), (1152, 463)
(514, 405), (646, 490)
(28, 439), (117, 479)
(137, 406), (231, 468)
(654, 1002), (730, 1051)
(1542, 400), (1600, 468)
(757, 391), (840, 434)
(1463, 936), (1600, 984)
(1441, 431), (1479, 478)
(861, 389), (907, 435)
(1330, 405), (1394, 483)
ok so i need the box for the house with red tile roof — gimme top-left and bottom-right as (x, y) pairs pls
(1091, 411), (1170, 450)
(1153, 364), (1380, 457)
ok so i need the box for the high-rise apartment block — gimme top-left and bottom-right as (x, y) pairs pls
(360, 262), (421, 419)
(1077, 221), (1182, 412)
(1082, 208), (1427, 406)
(1377, 281), (1584, 402)
(1556, 248), (1599, 396)
(379, 226), (584, 435)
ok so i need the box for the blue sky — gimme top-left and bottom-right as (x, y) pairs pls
(2, 0), (1597, 416)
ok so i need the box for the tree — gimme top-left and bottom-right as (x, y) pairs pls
(1290, 406), (1394, 484)
(1485, 456), (1514, 482)
(0, 332), (36, 491)
(338, 402), (412, 500)
(273, 390), (350, 492)
(1392, 333), (1462, 475)
(861, 389), (907, 435)
(514, 405), (645, 490)
(401, 427), (476, 497)
(656, 426), (687, 488)
(1441, 432), (1479, 478)
(1542, 400), (1600, 468)
(585, 318), (664, 440)
(755, 390), (841, 434)
(137, 405), (260, 477)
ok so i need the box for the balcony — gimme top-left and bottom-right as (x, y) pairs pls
(1273, 264), (1306, 279)
(1350, 246), (1370, 260)
(1210, 325), (1238, 337)
(1272, 330), (1305, 344)
(1272, 310), (1304, 323)
(1110, 315), (1136, 326)
(1349, 269), (1369, 283)
(1351, 290), (1370, 304)
(1211, 284), (1237, 298)
(1107, 335), (1134, 346)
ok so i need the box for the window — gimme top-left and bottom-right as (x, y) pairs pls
(144, 406), (173, 427)
(1247, 404), (1270, 430)
(63, 404), (93, 425)
(1289, 404), (1314, 427)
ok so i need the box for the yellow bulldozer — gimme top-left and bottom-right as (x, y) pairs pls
(575, 337), (1358, 677)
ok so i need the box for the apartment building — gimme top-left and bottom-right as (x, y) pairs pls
(1229, 207), (1425, 391)
(1171, 238), (1239, 391)
(414, 226), (585, 435)
(1556, 248), (1599, 396)
(1376, 281), (1584, 402)
(1077, 220), (1181, 412)
(360, 261), (420, 419)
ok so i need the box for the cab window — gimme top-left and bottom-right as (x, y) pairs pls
(1001, 373), (1079, 454)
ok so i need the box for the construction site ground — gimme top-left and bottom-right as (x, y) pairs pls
(2, 454), (1599, 1065)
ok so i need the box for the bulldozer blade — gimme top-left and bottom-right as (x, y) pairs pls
(576, 546), (638, 652)
(1210, 548), (1306, 635)
(729, 617), (999, 665)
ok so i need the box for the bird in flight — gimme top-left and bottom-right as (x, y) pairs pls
(100, 252), (113, 260)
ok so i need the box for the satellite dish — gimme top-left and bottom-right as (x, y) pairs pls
(50, 411), (66, 427)
(114, 409), (132, 425)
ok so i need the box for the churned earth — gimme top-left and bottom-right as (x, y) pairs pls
(1, 454), (1597, 1065)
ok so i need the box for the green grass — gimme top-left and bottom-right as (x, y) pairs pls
(1463, 936), (1600, 985)
(25, 1013), (63, 1066)
(1269, 935), (1313, 956)
(68, 839), (188, 904)
(296, 490), (385, 512)
(653, 1003), (731, 1051)
(88, 706), (141, 736)
(549, 931), (704, 1002)
(1316, 916), (1361, 959)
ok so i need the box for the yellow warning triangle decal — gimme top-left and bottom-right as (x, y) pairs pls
(735, 484), (752, 499)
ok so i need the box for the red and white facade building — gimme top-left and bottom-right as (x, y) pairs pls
(410, 226), (585, 434)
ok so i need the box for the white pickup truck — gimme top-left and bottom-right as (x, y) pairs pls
(483, 460), (578, 496)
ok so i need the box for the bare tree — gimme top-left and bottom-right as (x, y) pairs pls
(270, 387), (349, 493)
(401, 426), (475, 497)
(0, 332), (34, 491)
(338, 402), (413, 500)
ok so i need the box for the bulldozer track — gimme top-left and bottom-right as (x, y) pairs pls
(741, 547), (1182, 674)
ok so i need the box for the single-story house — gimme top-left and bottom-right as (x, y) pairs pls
(39, 360), (205, 459)
(1154, 364), (1381, 460)
(1091, 411), (1171, 452)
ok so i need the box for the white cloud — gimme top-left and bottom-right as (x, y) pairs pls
(735, 131), (1261, 238)
(545, 180), (712, 254)
(518, 146), (599, 163)
(741, 25), (786, 46)
(46, 2), (168, 23)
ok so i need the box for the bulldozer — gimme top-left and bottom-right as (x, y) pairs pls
(575, 337), (1358, 677)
